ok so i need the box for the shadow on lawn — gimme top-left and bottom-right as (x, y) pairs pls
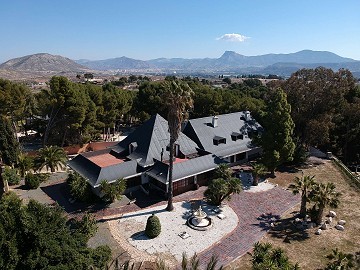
(253, 213), (310, 242)
(268, 216), (310, 242)
(41, 183), (167, 218)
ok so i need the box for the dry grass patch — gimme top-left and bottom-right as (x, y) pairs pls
(229, 158), (360, 270)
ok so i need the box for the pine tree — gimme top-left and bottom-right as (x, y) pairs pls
(260, 88), (295, 176)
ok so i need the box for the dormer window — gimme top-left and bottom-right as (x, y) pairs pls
(213, 136), (226, 145)
(231, 132), (243, 141)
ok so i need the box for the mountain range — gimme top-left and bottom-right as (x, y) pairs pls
(1, 50), (360, 78)
(0, 53), (89, 72)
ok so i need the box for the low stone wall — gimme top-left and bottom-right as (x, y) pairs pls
(332, 156), (360, 188)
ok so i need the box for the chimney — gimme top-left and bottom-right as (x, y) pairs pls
(244, 111), (250, 122)
(212, 116), (218, 128)
(160, 148), (164, 162)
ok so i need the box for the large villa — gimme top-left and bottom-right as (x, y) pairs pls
(68, 111), (263, 197)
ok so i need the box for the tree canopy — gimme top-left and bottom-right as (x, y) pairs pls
(259, 88), (295, 175)
(0, 192), (111, 270)
(0, 115), (20, 166)
(283, 67), (360, 163)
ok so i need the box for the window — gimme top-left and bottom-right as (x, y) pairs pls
(173, 177), (193, 190)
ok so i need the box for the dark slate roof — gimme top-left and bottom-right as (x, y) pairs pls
(111, 114), (198, 167)
(68, 150), (138, 187)
(183, 111), (262, 158)
(146, 154), (226, 184)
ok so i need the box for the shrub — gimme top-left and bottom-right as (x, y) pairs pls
(24, 173), (48, 189)
(145, 214), (161, 239)
(100, 178), (126, 203)
(90, 245), (112, 269)
(67, 172), (95, 202)
(76, 213), (98, 240)
(2, 167), (21, 185)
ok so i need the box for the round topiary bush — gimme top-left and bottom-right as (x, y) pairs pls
(145, 214), (161, 238)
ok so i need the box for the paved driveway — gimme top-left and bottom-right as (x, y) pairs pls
(197, 187), (300, 267)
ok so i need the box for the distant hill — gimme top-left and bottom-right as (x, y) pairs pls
(76, 56), (153, 70)
(0, 53), (89, 72)
(75, 50), (360, 76)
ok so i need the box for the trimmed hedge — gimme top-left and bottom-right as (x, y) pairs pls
(145, 214), (161, 238)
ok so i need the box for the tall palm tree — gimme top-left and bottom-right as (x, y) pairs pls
(288, 175), (316, 217)
(163, 80), (193, 211)
(309, 182), (341, 224)
(35, 145), (67, 172)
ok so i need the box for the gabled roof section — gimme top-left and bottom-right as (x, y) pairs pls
(146, 154), (226, 184)
(183, 111), (262, 158)
(111, 114), (198, 167)
(68, 149), (138, 187)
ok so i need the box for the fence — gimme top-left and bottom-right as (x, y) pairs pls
(332, 156), (360, 188)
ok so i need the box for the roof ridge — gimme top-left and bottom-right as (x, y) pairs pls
(144, 114), (165, 165)
(189, 111), (246, 121)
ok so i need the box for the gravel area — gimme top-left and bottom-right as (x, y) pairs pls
(108, 201), (238, 265)
(244, 182), (275, 193)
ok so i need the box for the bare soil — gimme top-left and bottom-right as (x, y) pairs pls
(228, 158), (360, 270)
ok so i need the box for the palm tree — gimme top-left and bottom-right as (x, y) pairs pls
(35, 145), (67, 172)
(100, 178), (126, 203)
(17, 153), (34, 177)
(252, 163), (266, 186)
(181, 252), (222, 270)
(325, 248), (355, 270)
(214, 164), (232, 179)
(288, 175), (316, 217)
(163, 80), (193, 211)
(252, 242), (300, 270)
(204, 177), (242, 206)
(309, 182), (341, 224)
(155, 252), (222, 270)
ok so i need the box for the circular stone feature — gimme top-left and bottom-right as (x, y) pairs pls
(187, 216), (213, 231)
(187, 206), (213, 230)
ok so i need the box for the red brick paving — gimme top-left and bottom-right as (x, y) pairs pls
(197, 187), (300, 267)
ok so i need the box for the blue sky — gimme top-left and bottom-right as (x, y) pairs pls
(1, 0), (359, 62)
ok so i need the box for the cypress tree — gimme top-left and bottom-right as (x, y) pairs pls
(260, 88), (295, 176)
(0, 116), (20, 166)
